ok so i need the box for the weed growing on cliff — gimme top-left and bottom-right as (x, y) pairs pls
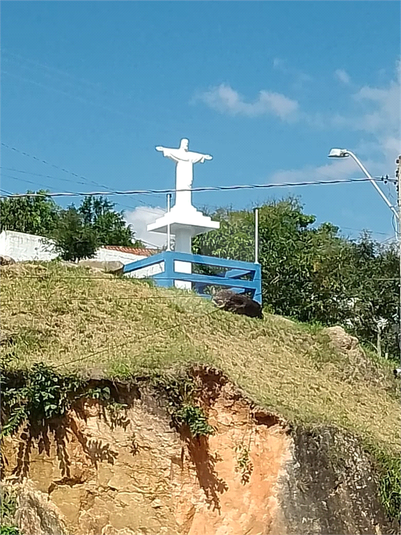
(0, 487), (19, 535)
(0, 528), (19, 535)
(86, 386), (111, 401)
(0, 487), (16, 521)
(235, 444), (254, 484)
(151, 373), (214, 438)
(361, 442), (401, 525)
(1, 369), (133, 438)
(0, 364), (83, 437)
(175, 404), (214, 438)
(378, 455), (401, 523)
(85, 385), (128, 427)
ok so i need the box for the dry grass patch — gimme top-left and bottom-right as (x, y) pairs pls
(1, 261), (400, 456)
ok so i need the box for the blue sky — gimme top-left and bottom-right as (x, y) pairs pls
(1, 1), (400, 246)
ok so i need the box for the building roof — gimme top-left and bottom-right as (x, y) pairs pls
(102, 245), (157, 257)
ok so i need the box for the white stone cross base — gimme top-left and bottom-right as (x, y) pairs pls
(174, 228), (192, 290)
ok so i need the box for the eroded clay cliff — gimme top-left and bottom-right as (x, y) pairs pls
(1, 369), (392, 535)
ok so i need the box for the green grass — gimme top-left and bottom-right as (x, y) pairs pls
(1, 262), (400, 458)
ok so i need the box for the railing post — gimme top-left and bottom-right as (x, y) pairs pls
(254, 207), (259, 264)
(253, 263), (262, 304)
(164, 251), (174, 288)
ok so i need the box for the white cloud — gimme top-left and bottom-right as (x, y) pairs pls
(125, 206), (167, 248)
(270, 156), (359, 184)
(269, 61), (400, 188)
(335, 60), (401, 168)
(273, 57), (312, 88)
(196, 84), (299, 121)
(334, 69), (351, 85)
(196, 59), (400, 185)
(273, 57), (285, 70)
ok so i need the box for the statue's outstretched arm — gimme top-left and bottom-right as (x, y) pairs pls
(155, 146), (181, 163)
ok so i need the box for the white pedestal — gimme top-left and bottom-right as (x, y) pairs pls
(147, 207), (220, 290)
(174, 228), (192, 289)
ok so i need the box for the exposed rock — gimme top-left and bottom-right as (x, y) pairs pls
(325, 326), (360, 352)
(78, 260), (124, 274)
(2, 482), (68, 535)
(2, 373), (393, 535)
(59, 260), (79, 268)
(213, 289), (263, 319)
(276, 426), (392, 535)
(0, 255), (16, 265)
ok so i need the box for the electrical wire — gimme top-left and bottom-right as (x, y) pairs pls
(1, 142), (110, 190)
(2, 143), (393, 198)
(0, 274), (261, 282)
(0, 176), (385, 199)
(0, 144), (167, 213)
(0, 173), (76, 194)
(0, 296), (207, 304)
(0, 166), (97, 188)
(1, 175), (388, 199)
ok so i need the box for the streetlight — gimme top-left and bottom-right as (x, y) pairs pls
(328, 148), (398, 220)
(329, 148), (401, 365)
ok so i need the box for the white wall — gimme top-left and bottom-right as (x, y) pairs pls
(0, 230), (163, 278)
(93, 247), (147, 265)
(0, 230), (58, 262)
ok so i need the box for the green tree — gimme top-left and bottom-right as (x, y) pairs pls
(52, 206), (98, 261)
(0, 191), (59, 236)
(193, 198), (399, 360)
(341, 237), (399, 358)
(78, 196), (141, 247)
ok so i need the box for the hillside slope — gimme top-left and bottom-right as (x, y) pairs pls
(1, 262), (400, 535)
(1, 262), (399, 453)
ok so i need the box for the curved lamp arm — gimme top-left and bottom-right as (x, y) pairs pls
(329, 148), (398, 220)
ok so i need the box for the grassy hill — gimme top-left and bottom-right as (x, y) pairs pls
(1, 261), (399, 459)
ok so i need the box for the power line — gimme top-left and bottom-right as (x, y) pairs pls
(0, 176), (387, 199)
(1, 142), (110, 190)
(2, 70), (129, 119)
(0, 143), (166, 213)
(0, 173), (76, 194)
(2, 49), (112, 92)
(0, 166), (96, 188)
(1, 50), (190, 137)
(0, 295), (206, 304)
(341, 226), (392, 237)
(1, 173), (390, 241)
(0, 274), (261, 282)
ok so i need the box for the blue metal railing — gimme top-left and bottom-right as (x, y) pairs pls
(123, 251), (262, 303)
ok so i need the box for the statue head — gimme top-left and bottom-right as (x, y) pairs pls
(180, 138), (189, 151)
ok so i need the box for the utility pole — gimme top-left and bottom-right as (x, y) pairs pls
(396, 155), (401, 359)
(254, 207), (259, 264)
(166, 193), (172, 251)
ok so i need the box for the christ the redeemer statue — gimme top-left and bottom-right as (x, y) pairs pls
(156, 138), (212, 210)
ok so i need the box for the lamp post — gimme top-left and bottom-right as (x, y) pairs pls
(328, 148), (401, 362)
(328, 148), (398, 220)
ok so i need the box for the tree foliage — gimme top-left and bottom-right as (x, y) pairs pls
(52, 207), (99, 261)
(0, 192), (142, 260)
(0, 191), (59, 236)
(78, 196), (140, 247)
(193, 198), (399, 360)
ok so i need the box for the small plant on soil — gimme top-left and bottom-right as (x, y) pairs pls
(0, 487), (19, 535)
(175, 404), (214, 438)
(235, 444), (253, 484)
